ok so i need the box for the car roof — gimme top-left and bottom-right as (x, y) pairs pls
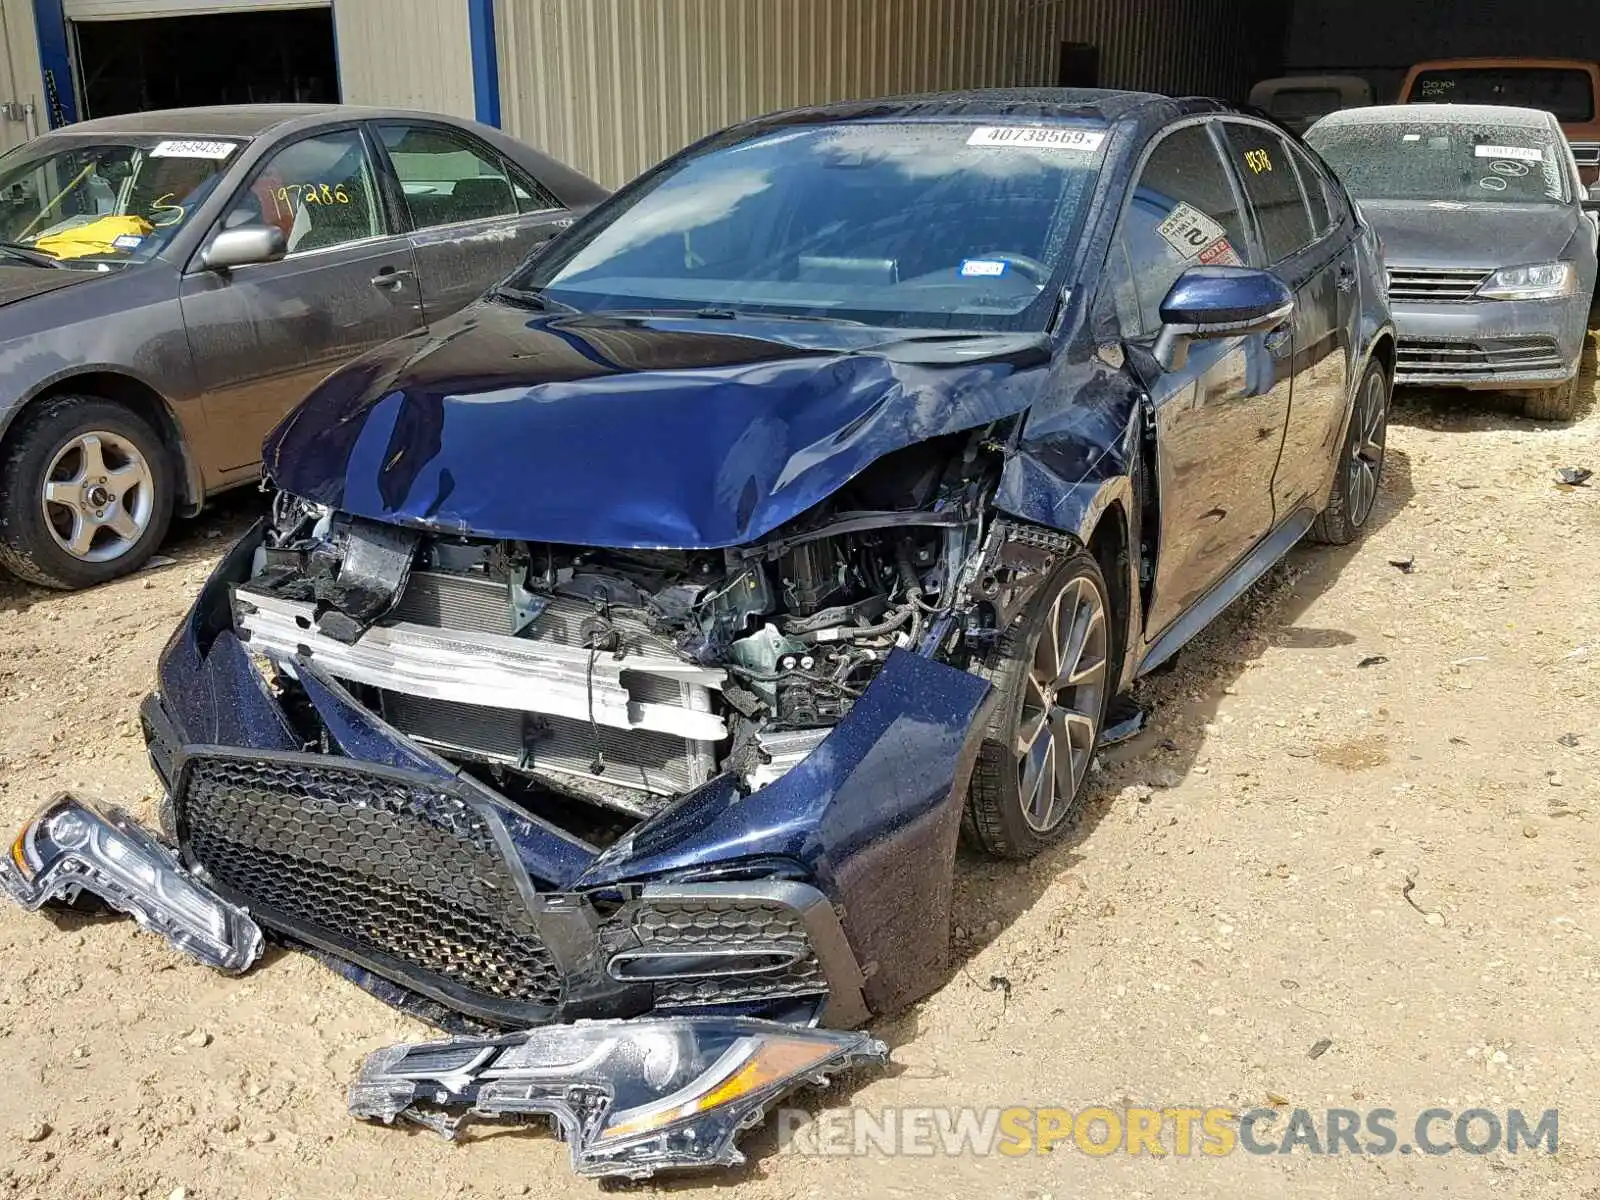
(50, 104), (412, 139)
(1312, 103), (1556, 129)
(763, 87), (1175, 126)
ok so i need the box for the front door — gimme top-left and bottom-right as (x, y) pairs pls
(374, 121), (575, 324)
(1218, 123), (1350, 518)
(180, 126), (423, 473)
(1111, 122), (1294, 636)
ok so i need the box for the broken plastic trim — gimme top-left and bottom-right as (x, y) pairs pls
(1, 794), (263, 973)
(349, 1016), (887, 1178)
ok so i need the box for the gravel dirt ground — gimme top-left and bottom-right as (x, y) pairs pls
(0, 372), (1596, 1200)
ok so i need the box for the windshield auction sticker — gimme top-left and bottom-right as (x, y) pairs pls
(1473, 144), (1544, 163)
(150, 140), (236, 160)
(967, 126), (1106, 152)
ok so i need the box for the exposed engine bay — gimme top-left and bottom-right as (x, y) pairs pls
(227, 430), (1057, 837)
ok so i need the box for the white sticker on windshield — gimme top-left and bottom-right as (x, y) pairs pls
(967, 126), (1106, 152)
(150, 139), (235, 160)
(1157, 202), (1229, 260)
(1473, 144), (1544, 163)
(960, 259), (1008, 277)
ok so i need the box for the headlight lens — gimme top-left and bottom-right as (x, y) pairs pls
(1476, 261), (1578, 300)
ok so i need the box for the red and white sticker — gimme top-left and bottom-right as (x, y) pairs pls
(1157, 202), (1229, 260)
(1198, 238), (1243, 267)
(967, 126), (1106, 152)
(150, 139), (236, 160)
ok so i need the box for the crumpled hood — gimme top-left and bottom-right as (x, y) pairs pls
(265, 299), (1049, 548)
(1359, 199), (1581, 268)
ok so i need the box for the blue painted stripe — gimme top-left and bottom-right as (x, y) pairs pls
(466, 0), (500, 128)
(31, 0), (78, 127)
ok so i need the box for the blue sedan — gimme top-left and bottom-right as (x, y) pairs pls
(8, 90), (1395, 1047)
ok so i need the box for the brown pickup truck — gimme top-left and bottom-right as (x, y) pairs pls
(1399, 58), (1600, 183)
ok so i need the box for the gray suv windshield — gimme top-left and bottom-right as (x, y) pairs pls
(515, 120), (1107, 330)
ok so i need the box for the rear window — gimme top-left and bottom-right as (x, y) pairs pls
(1409, 68), (1596, 123)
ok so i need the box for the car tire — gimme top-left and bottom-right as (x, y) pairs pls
(965, 551), (1112, 860)
(0, 395), (175, 590)
(1521, 375), (1582, 422)
(1309, 359), (1389, 547)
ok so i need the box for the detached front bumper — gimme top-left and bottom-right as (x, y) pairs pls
(1392, 296), (1586, 389)
(127, 522), (991, 1032)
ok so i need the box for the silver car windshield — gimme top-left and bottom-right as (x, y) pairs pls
(1308, 120), (1570, 205)
(516, 120), (1108, 331)
(0, 137), (244, 266)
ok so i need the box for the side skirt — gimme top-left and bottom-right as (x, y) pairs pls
(1136, 508), (1316, 677)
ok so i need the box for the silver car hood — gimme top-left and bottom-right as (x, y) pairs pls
(1359, 199), (1580, 269)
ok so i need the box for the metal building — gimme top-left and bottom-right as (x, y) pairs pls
(1, 0), (1284, 182)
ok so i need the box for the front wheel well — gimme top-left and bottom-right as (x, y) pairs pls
(1086, 502), (1132, 695)
(1369, 333), (1396, 385)
(6, 373), (198, 511)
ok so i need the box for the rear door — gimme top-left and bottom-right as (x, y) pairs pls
(180, 125), (423, 473)
(1217, 122), (1350, 520)
(1111, 121), (1293, 636)
(372, 121), (574, 323)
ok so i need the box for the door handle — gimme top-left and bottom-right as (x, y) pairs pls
(371, 267), (413, 289)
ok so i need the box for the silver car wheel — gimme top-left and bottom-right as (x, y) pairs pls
(1014, 575), (1108, 833)
(40, 431), (155, 563)
(1347, 369), (1387, 527)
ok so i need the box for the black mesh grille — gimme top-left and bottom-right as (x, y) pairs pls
(630, 898), (828, 1007)
(178, 754), (562, 1010)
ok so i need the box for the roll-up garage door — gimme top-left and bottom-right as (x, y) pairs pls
(64, 0), (326, 18)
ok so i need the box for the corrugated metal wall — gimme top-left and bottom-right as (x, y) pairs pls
(496, 0), (1286, 187)
(333, 0), (477, 118)
(0, 0), (44, 152)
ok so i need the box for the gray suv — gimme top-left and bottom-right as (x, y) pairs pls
(0, 105), (604, 589)
(1308, 103), (1597, 420)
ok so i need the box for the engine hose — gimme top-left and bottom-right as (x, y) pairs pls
(799, 604), (914, 644)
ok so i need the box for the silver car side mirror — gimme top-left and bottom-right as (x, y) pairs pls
(202, 225), (287, 271)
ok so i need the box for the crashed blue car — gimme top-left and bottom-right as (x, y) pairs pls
(6, 88), (1394, 1174)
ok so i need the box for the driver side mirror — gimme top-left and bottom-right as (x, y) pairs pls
(1153, 266), (1295, 372)
(202, 224), (287, 272)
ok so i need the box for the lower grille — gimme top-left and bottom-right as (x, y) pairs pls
(177, 751), (563, 1019)
(625, 896), (828, 1008)
(1396, 336), (1566, 376)
(1387, 266), (1492, 303)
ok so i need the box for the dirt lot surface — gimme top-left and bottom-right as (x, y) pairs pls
(1, 378), (1596, 1200)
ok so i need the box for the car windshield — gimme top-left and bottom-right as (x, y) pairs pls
(1410, 68), (1595, 123)
(0, 136), (244, 267)
(1308, 119), (1569, 205)
(512, 120), (1108, 330)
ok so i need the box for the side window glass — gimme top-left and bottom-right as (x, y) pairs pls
(1287, 143), (1334, 235)
(379, 124), (519, 228)
(1222, 125), (1315, 264)
(509, 163), (563, 213)
(1116, 123), (1250, 336)
(222, 130), (383, 255)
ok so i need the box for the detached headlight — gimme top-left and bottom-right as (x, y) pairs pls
(1476, 261), (1578, 300)
(350, 1017), (887, 1178)
(2, 794), (263, 972)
